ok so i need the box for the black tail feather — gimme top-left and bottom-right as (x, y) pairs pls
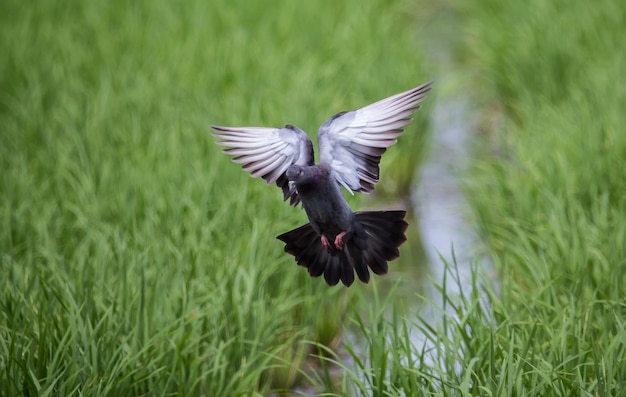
(277, 210), (408, 287)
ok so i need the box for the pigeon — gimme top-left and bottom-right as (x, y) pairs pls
(211, 81), (432, 286)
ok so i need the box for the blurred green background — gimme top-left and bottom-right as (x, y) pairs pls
(2, 0), (625, 395)
(1, 0), (431, 395)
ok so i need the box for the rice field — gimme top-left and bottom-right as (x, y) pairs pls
(2, 0), (625, 395)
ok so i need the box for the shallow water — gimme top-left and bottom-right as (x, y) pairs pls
(414, 92), (489, 300)
(294, 37), (495, 396)
(403, 84), (494, 368)
(318, 85), (495, 395)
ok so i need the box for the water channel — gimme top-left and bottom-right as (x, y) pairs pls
(293, 20), (496, 392)
(288, 80), (494, 396)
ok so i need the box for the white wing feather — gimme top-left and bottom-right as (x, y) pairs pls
(211, 125), (314, 205)
(317, 81), (433, 193)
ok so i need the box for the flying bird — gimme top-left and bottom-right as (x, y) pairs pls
(211, 81), (432, 286)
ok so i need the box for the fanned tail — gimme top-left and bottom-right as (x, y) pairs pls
(276, 210), (408, 287)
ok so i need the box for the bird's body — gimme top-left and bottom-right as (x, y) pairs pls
(212, 81), (432, 286)
(288, 164), (356, 244)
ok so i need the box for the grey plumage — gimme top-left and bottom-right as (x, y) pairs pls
(211, 124), (314, 206)
(212, 81), (432, 286)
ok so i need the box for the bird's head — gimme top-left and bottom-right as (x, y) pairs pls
(286, 165), (305, 183)
(286, 164), (327, 191)
(286, 165), (305, 193)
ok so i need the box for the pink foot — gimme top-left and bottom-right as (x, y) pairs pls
(334, 231), (347, 250)
(320, 234), (331, 251)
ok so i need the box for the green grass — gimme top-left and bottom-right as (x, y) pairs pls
(461, 0), (626, 392)
(5, 0), (624, 395)
(0, 0), (431, 395)
(316, 0), (626, 395)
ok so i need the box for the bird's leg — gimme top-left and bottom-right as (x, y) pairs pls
(334, 231), (347, 250)
(320, 234), (331, 251)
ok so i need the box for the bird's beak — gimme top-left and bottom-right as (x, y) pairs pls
(288, 181), (297, 191)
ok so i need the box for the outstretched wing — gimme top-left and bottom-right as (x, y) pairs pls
(317, 81), (432, 193)
(211, 124), (314, 205)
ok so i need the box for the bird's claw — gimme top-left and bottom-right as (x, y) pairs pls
(321, 232), (346, 251)
(321, 234), (331, 251)
(334, 231), (346, 250)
